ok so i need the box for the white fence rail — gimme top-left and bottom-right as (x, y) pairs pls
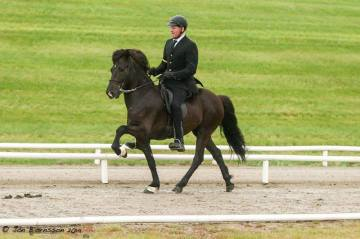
(0, 143), (360, 184)
(2, 213), (360, 226)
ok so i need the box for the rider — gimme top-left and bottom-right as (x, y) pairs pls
(148, 15), (198, 152)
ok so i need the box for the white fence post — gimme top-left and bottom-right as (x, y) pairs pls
(94, 148), (101, 165)
(100, 159), (108, 184)
(322, 150), (328, 167)
(95, 148), (108, 183)
(262, 160), (269, 184)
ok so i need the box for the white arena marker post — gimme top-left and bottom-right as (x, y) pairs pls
(262, 160), (269, 184)
(322, 150), (328, 167)
(94, 148), (101, 165)
(100, 156), (109, 184)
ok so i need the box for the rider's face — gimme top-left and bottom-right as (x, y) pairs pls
(170, 26), (184, 39)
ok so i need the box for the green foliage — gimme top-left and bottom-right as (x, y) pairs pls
(1, 0), (359, 147)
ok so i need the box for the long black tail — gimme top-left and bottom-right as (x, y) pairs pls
(219, 95), (246, 161)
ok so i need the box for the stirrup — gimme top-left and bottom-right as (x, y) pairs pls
(169, 139), (185, 152)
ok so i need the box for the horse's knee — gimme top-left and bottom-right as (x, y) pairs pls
(115, 125), (127, 135)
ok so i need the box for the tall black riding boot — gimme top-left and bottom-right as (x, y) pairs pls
(169, 119), (185, 152)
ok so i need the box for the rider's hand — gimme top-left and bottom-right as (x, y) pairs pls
(162, 71), (176, 80)
(148, 67), (157, 76)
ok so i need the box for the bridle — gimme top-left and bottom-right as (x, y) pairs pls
(109, 64), (159, 94)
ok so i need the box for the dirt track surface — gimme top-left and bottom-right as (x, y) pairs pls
(1, 166), (360, 218)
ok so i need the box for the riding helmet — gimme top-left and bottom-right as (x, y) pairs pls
(168, 15), (188, 30)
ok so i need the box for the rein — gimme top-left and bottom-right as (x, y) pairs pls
(110, 75), (159, 94)
(120, 78), (157, 93)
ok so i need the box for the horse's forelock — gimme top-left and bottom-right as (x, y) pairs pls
(112, 49), (129, 64)
(112, 49), (149, 72)
(128, 49), (149, 72)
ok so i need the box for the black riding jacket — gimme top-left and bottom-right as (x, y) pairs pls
(153, 35), (198, 93)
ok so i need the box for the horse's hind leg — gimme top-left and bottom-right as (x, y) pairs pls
(206, 139), (234, 192)
(173, 130), (210, 193)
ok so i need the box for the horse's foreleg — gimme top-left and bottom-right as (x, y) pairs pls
(206, 139), (234, 192)
(137, 141), (160, 193)
(173, 131), (210, 193)
(111, 125), (128, 155)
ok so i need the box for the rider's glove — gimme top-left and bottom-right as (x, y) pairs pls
(162, 71), (176, 80)
(148, 67), (158, 76)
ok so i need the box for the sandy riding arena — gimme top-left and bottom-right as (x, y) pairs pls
(1, 166), (360, 218)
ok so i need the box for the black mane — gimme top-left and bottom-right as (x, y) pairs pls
(112, 49), (149, 72)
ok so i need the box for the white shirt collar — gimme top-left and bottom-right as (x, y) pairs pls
(173, 33), (186, 46)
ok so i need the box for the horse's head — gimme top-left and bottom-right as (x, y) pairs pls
(106, 49), (131, 99)
(106, 49), (149, 99)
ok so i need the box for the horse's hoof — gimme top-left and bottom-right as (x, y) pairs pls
(119, 144), (128, 158)
(226, 183), (234, 192)
(172, 186), (183, 194)
(143, 186), (159, 194)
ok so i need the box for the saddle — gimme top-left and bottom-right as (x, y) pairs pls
(159, 77), (203, 118)
(160, 84), (188, 119)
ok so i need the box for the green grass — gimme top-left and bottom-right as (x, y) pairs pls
(2, 221), (360, 238)
(0, 0), (359, 148)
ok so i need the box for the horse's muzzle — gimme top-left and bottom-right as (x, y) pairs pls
(106, 91), (114, 99)
(106, 89), (121, 99)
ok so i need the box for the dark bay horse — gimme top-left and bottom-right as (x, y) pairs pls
(106, 49), (246, 193)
